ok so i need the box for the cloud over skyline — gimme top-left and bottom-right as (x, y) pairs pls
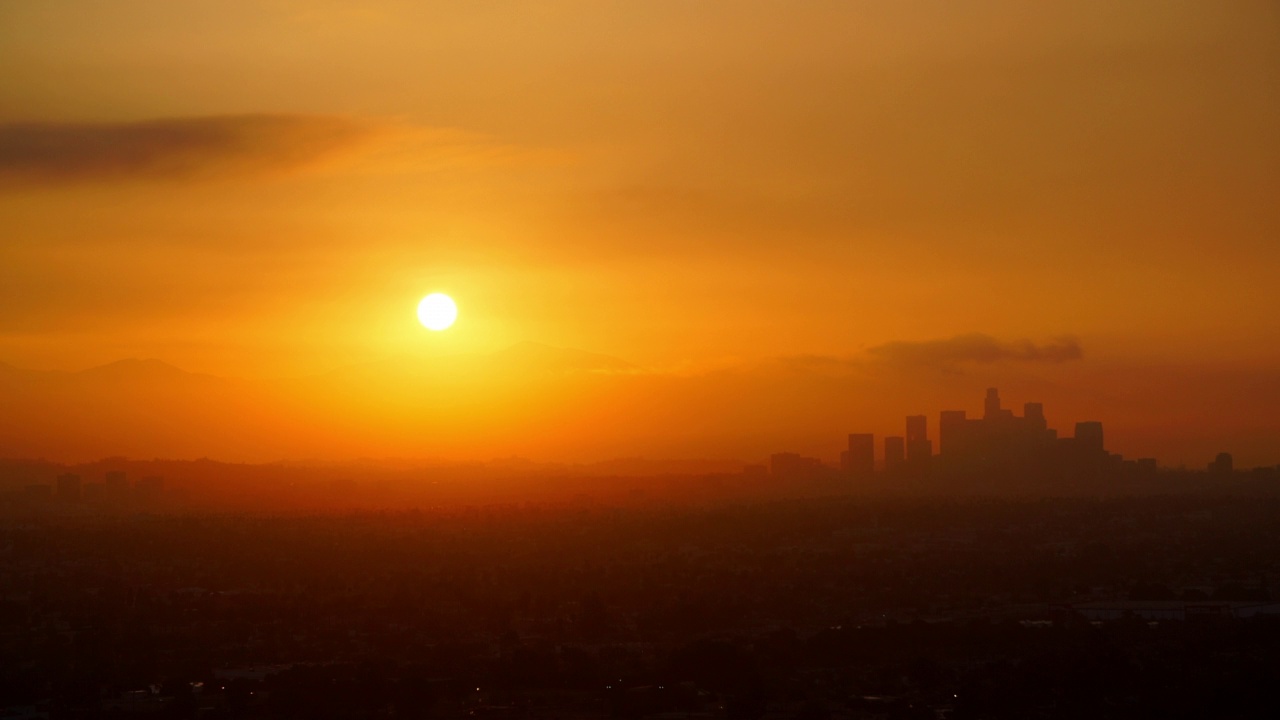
(868, 334), (1084, 367)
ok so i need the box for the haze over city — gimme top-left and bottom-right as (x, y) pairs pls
(6, 4), (1280, 719)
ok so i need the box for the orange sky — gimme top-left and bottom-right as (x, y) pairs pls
(1, 1), (1278, 467)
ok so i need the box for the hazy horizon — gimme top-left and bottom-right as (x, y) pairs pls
(3, 334), (1277, 469)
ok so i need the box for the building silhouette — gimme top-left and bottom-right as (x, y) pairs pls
(939, 389), (1058, 468)
(905, 415), (932, 469)
(939, 410), (966, 456)
(841, 434), (874, 476)
(984, 387), (1006, 420)
(932, 388), (1116, 476)
(1209, 452), (1233, 474)
(770, 452), (824, 479)
(842, 388), (1125, 481)
(884, 436), (905, 473)
(1074, 421), (1104, 455)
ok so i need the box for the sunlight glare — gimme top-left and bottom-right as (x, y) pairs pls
(417, 293), (458, 331)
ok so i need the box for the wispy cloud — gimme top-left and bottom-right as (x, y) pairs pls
(868, 333), (1083, 366)
(0, 114), (549, 188)
(0, 114), (382, 187)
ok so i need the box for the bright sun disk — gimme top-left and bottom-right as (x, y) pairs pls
(417, 293), (457, 331)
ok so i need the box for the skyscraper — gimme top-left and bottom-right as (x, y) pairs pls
(842, 433), (875, 476)
(906, 415), (932, 464)
(906, 415), (926, 443)
(984, 388), (1001, 419)
(1024, 403), (1047, 432)
(1074, 421), (1104, 455)
(939, 410), (967, 457)
(884, 436), (906, 472)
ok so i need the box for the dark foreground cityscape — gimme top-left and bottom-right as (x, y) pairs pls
(1, 390), (1278, 720)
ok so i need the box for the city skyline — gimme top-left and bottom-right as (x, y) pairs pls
(827, 387), (1168, 479)
(2, 350), (1271, 472)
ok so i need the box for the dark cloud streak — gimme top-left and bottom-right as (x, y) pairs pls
(0, 114), (375, 187)
(868, 333), (1083, 366)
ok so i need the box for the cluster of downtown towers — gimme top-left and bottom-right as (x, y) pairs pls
(771, 388), (1154, 479)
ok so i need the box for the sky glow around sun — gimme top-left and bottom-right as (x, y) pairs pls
(0, 1), (1277, 466)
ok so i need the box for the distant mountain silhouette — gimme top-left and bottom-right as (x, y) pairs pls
(0, 343), (634, 393)
(0, 357), (250, 461)
(77, 358), (222, 385)
(0, 343), (644, 461)
(0, 357), (218, 386)
(0, 361), (29, 382)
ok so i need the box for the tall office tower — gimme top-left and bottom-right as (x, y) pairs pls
(939, 410), (967, 456)
(56, 473), (82, 503)
(906, 415), (927, 443)
(884, 436), (906, 472)
(984, 388), (1001, 419)
(843, 433), (874, 476)
(1024, 403), (1047, 432)
(906, 415), (932, 463)
(1074, 421), (1104, 454)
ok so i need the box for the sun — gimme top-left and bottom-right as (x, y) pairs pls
(417, 293), (457, 331)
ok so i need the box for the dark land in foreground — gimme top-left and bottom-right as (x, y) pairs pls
(4, 490), (1280, 719)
